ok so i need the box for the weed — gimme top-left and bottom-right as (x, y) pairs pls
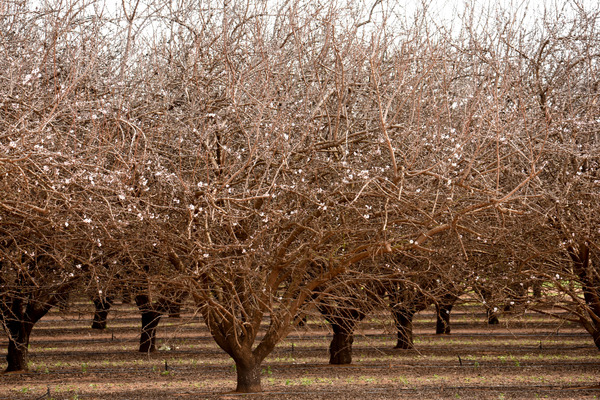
(300, 377), (314, 385)
(81, 362), (88, 373)
(261, 365), (272, 376)
(396, 376), (408, 385)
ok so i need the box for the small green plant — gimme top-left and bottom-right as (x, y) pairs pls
(81, 363), (88, 373)
(300, 377), (314, 385)
(264, 366), (272, 376)
(161, 370), (171, 376)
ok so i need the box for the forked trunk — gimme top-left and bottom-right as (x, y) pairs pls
(3, 297), (55, 372)
(329, 324), (354, 364)
(5, 318), (34, 372)
(234, 358), (262, 393)
(393, 308), (415, 349)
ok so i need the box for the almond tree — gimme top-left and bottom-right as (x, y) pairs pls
(129, 0), (545, 391)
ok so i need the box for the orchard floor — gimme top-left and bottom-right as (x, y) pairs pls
(2, 303), (600, 400)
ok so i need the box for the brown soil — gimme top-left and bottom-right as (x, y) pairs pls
(1, 304), (600, 399)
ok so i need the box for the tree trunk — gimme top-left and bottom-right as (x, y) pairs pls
(139, 310), (161, 352)
(393, 308), (415, 349)
(91, 297), (112, 330)
(592, 329), (600, 351)
(436, 303), (453, 335)
(487, 308), (500, 325)
(532, 281), (542, 298)
(329, 323), (354, 364)
(234, 358), (262, 393)
(5, 317), (34, 372)
(3, 297), (55, 372)
(136, 294), (162, 353)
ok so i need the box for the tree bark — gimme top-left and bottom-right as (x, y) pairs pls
(136, 294), (161, 353)
(329, 323), (354, 364)
(139, 310), (161, 352)
(436, 303), (453, 335)
(5, 315), (34, 372)
(393, 308), (415, 349)
(91, 297), (112, 330)
(3, 297), (54, 372)
(234, 358), (262, 393)
(487, 308), (500, 325)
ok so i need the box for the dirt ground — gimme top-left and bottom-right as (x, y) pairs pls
(1, 303), (600, 399)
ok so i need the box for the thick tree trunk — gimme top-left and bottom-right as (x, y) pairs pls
(91, 297), (112, 330)
(592, 330), (600, 351)
(3, 297), (55, 372)
(436, 303), (453, 335)
(393, 308), (415, 349)
(5, 317), (34, 372)
(329, 323), (354, 364)
(139, 310), (161, 352)
(136, 294), (162, 353)
(235, 358), (262, 393)
(318, 305), (364, 365)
